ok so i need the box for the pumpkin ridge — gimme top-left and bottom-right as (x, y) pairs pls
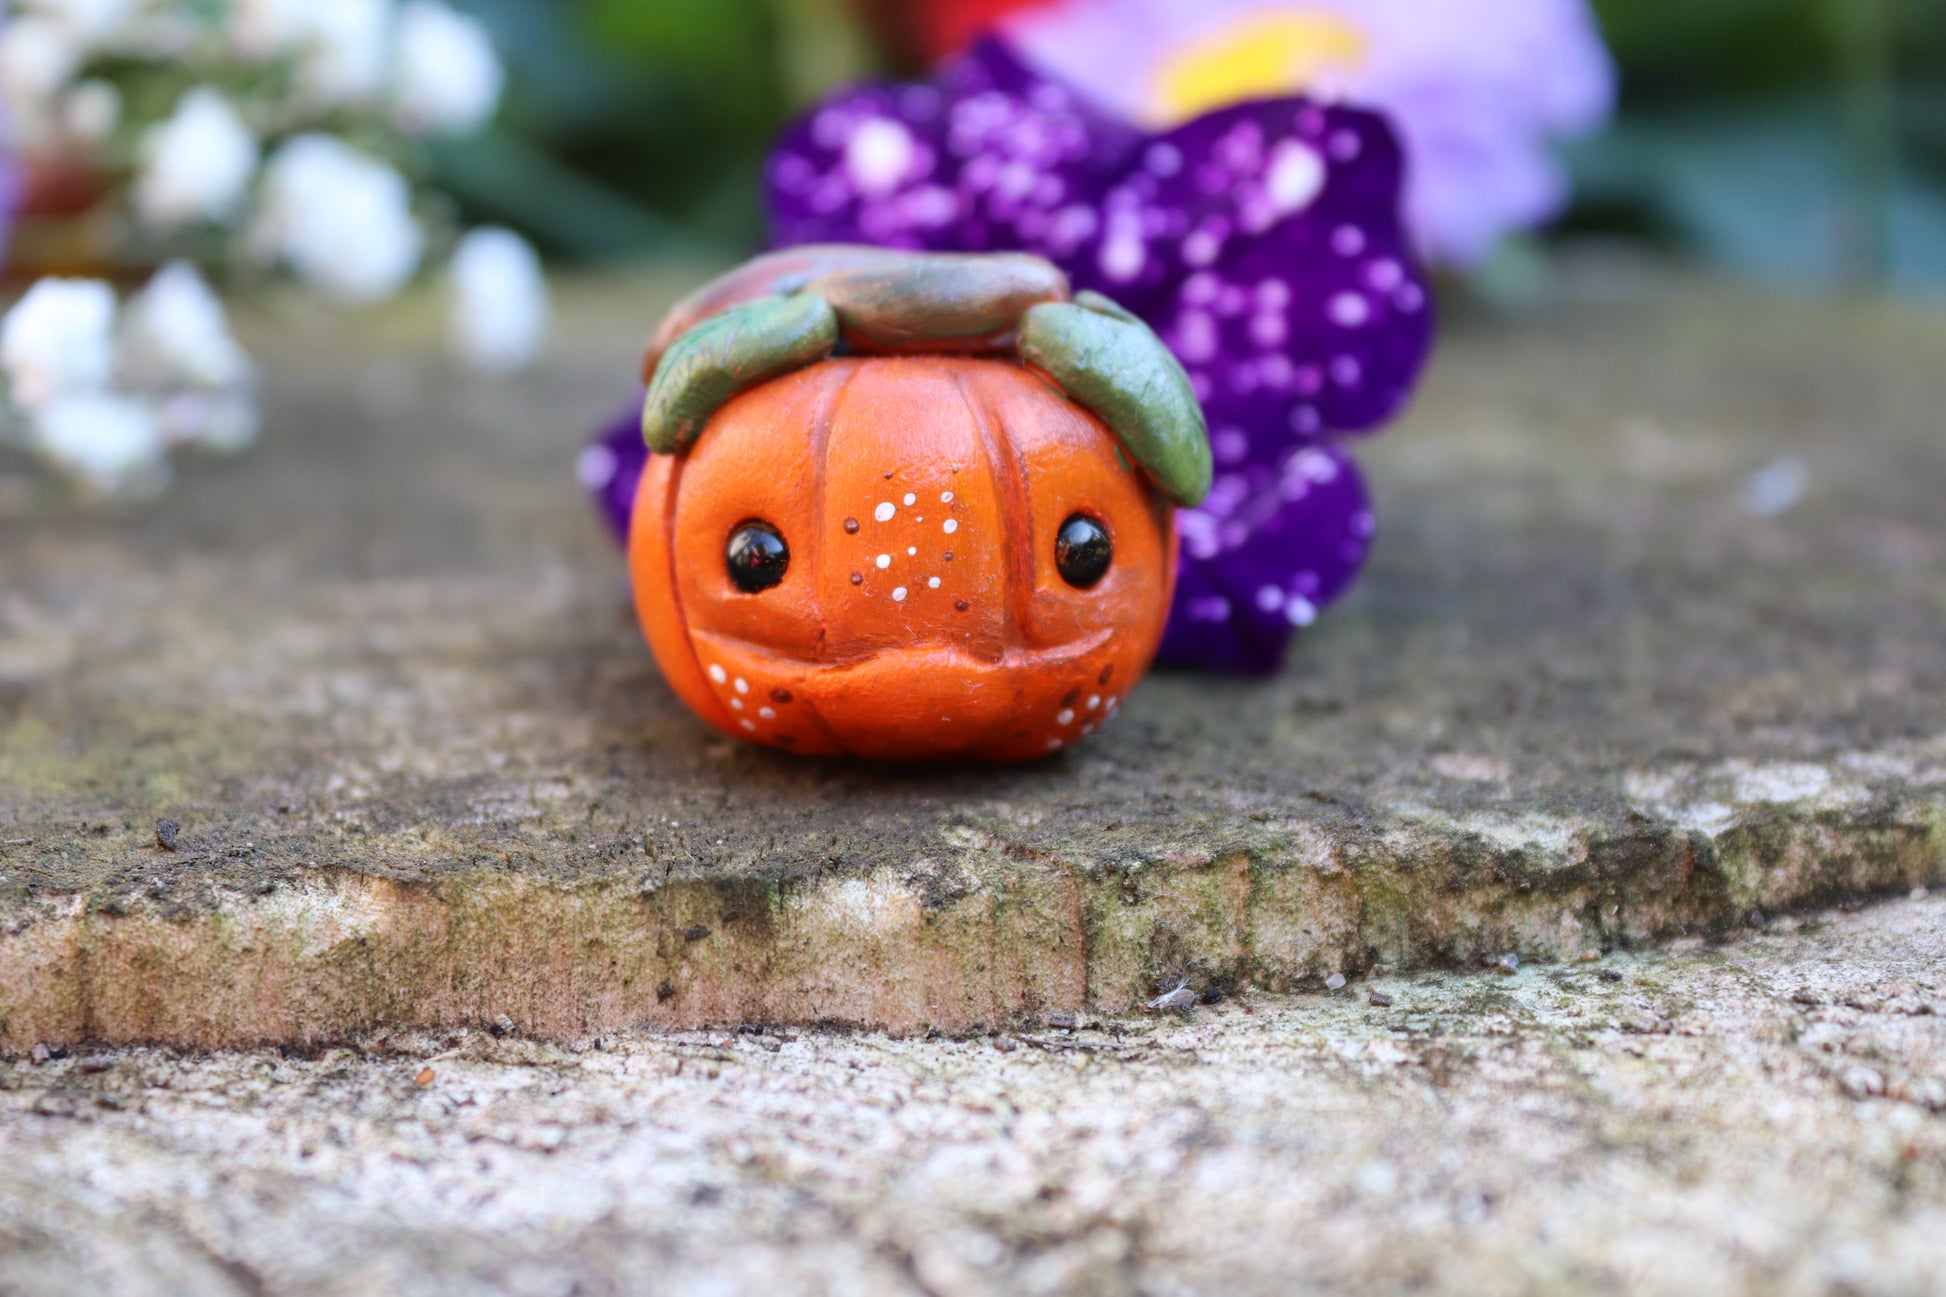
(647, 453), (735, 734)
(948, 363), (1033, 656)
(809, 359), (867, 670)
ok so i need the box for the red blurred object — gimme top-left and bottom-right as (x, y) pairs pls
(852, 0), (1056, 66)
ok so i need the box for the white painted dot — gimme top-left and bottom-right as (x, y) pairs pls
(892, 587), (908, 602)
(1057, 709), (1075, 726)
(707, 664), (727, 684)
(876, 554), (891, 569)
(1266, 139), (1325, 215)
(1107, 696), (1120, 711)
(907, 546), (917, 556)
(1088, 695), (1101, 710)
(740, 719), (757, 732)
(734, 677), (749, 694)
(875, 502), (896, 522)
(902, 492), (916, 507)
(759, 707), (777, 719)
(940, 491), (954, 503)
(1047, 738), (1064, 751)
(927, 577), (941, 589)
(731, 698), (744, 711)
(943, 519), (959, 534)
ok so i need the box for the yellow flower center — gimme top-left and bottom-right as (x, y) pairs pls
(1152, 11), (1368, 125)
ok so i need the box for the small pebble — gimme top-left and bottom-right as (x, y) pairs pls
(1597, 969), (1624, 983)
(1325, 973), (1347, 991)
(1368, 991), (1394, 1007)
(1494, 953), (1520, 974)
(77, 1055), (115, 1074)
(29, 1043), (50, 1066)
(490, 1014), (516, 1037)
(1045, 1011), (1077, 1030)
(155, 819), (180, 851)
(1913, 886), (1930, 900)
(415, 1067), (436, 1086)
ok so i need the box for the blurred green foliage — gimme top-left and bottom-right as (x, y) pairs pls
(444, 0), (1946, 294)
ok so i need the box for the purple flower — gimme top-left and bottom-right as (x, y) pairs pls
(580, 400), (649, 545)
(763, 37), (1431, 672)
(1001, 0), (1616, 267)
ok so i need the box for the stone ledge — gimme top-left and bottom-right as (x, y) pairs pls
(2, 268), (1943, 1046)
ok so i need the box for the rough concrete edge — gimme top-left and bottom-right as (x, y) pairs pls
(1, 798), (1939, 1051)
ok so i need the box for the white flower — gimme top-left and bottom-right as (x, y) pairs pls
(392, 0), (503, 135)
(231, 0), (395, 106)
(0, 18), (83, 142)
(136, 88), (260, 228)
(158, 390), (260, 453)
(448, 228), (548, 373)
(302, 0), (393, 104)
(63, 78), (123, 142)
(1, 278), (118, 412)
(29, 393), (168, 495)
(121, 262), (254, 391)
(16, 0), (142, 43)
(254, 134), (424, 304)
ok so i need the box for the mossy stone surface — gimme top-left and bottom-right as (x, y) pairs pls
(0, 265), (1941, 1047)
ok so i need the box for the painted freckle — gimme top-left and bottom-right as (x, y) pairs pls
(707, 664), (727, 684)
(902, 492), (917, 506)
(1057, 709), (1075, 725)
(843, 517), (859, 534)
(850, 571), (864, 585)
(940, 491), (954, 503)
(883, 470), (894, 479)
(731, 699), (744, 711)
(928, 577), (941, 589)
(875, 502), (896, 522)
(734, 677), (749, 694)
(943, 552), (954, 562)
(876, 554), (891, 569)
(771, 688), (792, 703)
(892, 587), (908, 602)
(1088, 695), (1100, 710)
(943, 519), (959, 534)
(954, 600), (969, 612)
(759, 707), (777, 719)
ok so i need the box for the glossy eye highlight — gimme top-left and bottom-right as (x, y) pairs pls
(1055, 513), (1112, 589)
(726, 521), (789, 592)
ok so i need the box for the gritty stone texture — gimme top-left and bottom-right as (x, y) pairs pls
(0, 265), (1943, 1046)
(0, 893), (1941, 1297)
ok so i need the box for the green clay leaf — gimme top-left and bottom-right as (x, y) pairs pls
(1018, 301), (1213, 507)
(807, 253), (1069, 351)
(1072, 290), (1143, 325)
(641, 293), (838, 454)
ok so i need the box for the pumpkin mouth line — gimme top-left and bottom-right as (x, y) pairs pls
(691, 628), (1116, 674)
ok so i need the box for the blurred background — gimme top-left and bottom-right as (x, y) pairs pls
(1, 0), (1942, 499)
(446, 0), (1946, 292)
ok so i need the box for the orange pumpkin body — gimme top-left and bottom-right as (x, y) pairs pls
(629, 355), (1178, 761)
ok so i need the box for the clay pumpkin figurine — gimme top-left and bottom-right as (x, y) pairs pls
(628, 245), (1212, 761)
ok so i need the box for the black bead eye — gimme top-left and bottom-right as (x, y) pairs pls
(1055, 513), (1112, 589)
(726, 521), (789, 593)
